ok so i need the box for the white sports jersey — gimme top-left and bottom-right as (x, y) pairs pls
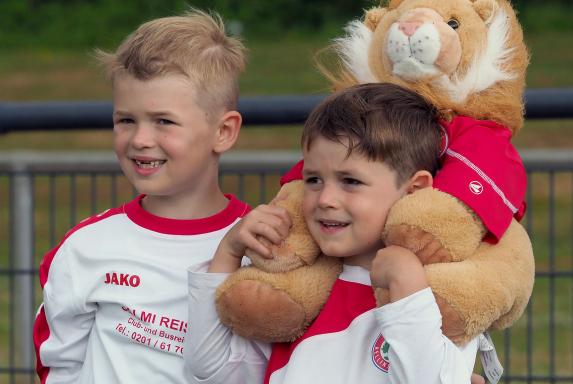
(186, 264), (478, 384)
(33, 194), (249, 384)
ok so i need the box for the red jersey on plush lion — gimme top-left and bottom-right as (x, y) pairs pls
(215, 0), (535, 346)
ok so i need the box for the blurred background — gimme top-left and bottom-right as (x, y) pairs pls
(0, 0), (572, 383)
(0, 0), (572, 151)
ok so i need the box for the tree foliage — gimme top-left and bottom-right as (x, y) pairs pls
(0, 0), (375, 49)
(0, 0), (570, 50)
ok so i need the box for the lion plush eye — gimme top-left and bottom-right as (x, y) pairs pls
(447, 19), (460, 30)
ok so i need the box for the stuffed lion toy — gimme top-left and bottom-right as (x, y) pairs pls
(215, 0), (535, 346)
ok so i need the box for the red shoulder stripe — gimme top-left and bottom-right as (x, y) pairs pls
(34, 206), (123, 382)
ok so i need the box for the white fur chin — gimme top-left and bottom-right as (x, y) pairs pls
(393, 58), (441, 80)
(386, 23), (442, 74)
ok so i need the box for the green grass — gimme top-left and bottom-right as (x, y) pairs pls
(527, 32), (573, 88)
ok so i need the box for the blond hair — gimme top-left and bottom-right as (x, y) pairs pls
(97, 8), (246, 114)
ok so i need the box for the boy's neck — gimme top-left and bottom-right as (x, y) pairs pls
(140, 189), (230, 220)
(342, 251), (376, 270)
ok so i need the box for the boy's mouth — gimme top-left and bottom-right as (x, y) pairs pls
(319, 220), (349, 229)
(133, 159), (166, 169)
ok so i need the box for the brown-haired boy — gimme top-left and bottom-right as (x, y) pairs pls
(33, 9), (248, 383)
(185, 83), (480, 384)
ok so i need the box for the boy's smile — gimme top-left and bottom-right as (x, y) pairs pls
(318, 219), (350, 233)
(131, 155), (167, 175)
(302, 136), (410, 268)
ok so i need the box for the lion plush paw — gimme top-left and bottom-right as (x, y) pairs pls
(384, 224), (455, 264)
(216, 279), (307, 342)
(434, 294), (467, 345)
(216, 255), (342, 342)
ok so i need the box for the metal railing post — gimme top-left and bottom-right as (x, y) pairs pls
(10, 166), (35, 369)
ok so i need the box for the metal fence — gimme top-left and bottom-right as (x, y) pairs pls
(0, 151), (298, 384)
(1, 90), (573, 383)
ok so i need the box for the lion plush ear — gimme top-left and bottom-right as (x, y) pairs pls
(472, 0), (500, 24)
(388, 0), (405, 9)
(364, 7), (388, 31)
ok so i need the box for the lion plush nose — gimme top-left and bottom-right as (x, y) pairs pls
(398, 21), (422, 36)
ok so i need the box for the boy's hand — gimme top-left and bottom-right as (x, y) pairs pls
(370, 245), (428, 302)
(208, 205), (291, 273)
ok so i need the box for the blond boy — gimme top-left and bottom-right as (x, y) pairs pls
(33, 9), (248, 383)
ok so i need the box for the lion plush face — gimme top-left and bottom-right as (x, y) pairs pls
(385, 6), (464, 81)
(330, 0), (529, 132)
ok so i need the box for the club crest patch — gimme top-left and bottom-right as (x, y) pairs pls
(372, 333), (390, 372)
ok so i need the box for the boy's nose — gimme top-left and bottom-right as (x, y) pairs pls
(317, 184), (339, 209)
(131, 124), (155, 149)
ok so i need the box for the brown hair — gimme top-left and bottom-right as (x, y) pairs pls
(302, 83), (441, 185)
(96, 8), (246, 114)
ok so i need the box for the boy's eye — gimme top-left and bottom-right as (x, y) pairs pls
(115, 118), (134, 125)
(342, 177), (362, 186)
(304, 176), (321, 185)
(158, 118), (175, 125)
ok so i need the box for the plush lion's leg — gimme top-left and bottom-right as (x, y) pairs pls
(215, 255), (342, 342)
(426, 220), (535, 345)
(383, 188), (486, 264)
(373, 287), (467, 343)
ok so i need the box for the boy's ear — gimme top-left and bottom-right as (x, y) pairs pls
(214, 111), (242, 154)
(406, 170), (433, 194)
